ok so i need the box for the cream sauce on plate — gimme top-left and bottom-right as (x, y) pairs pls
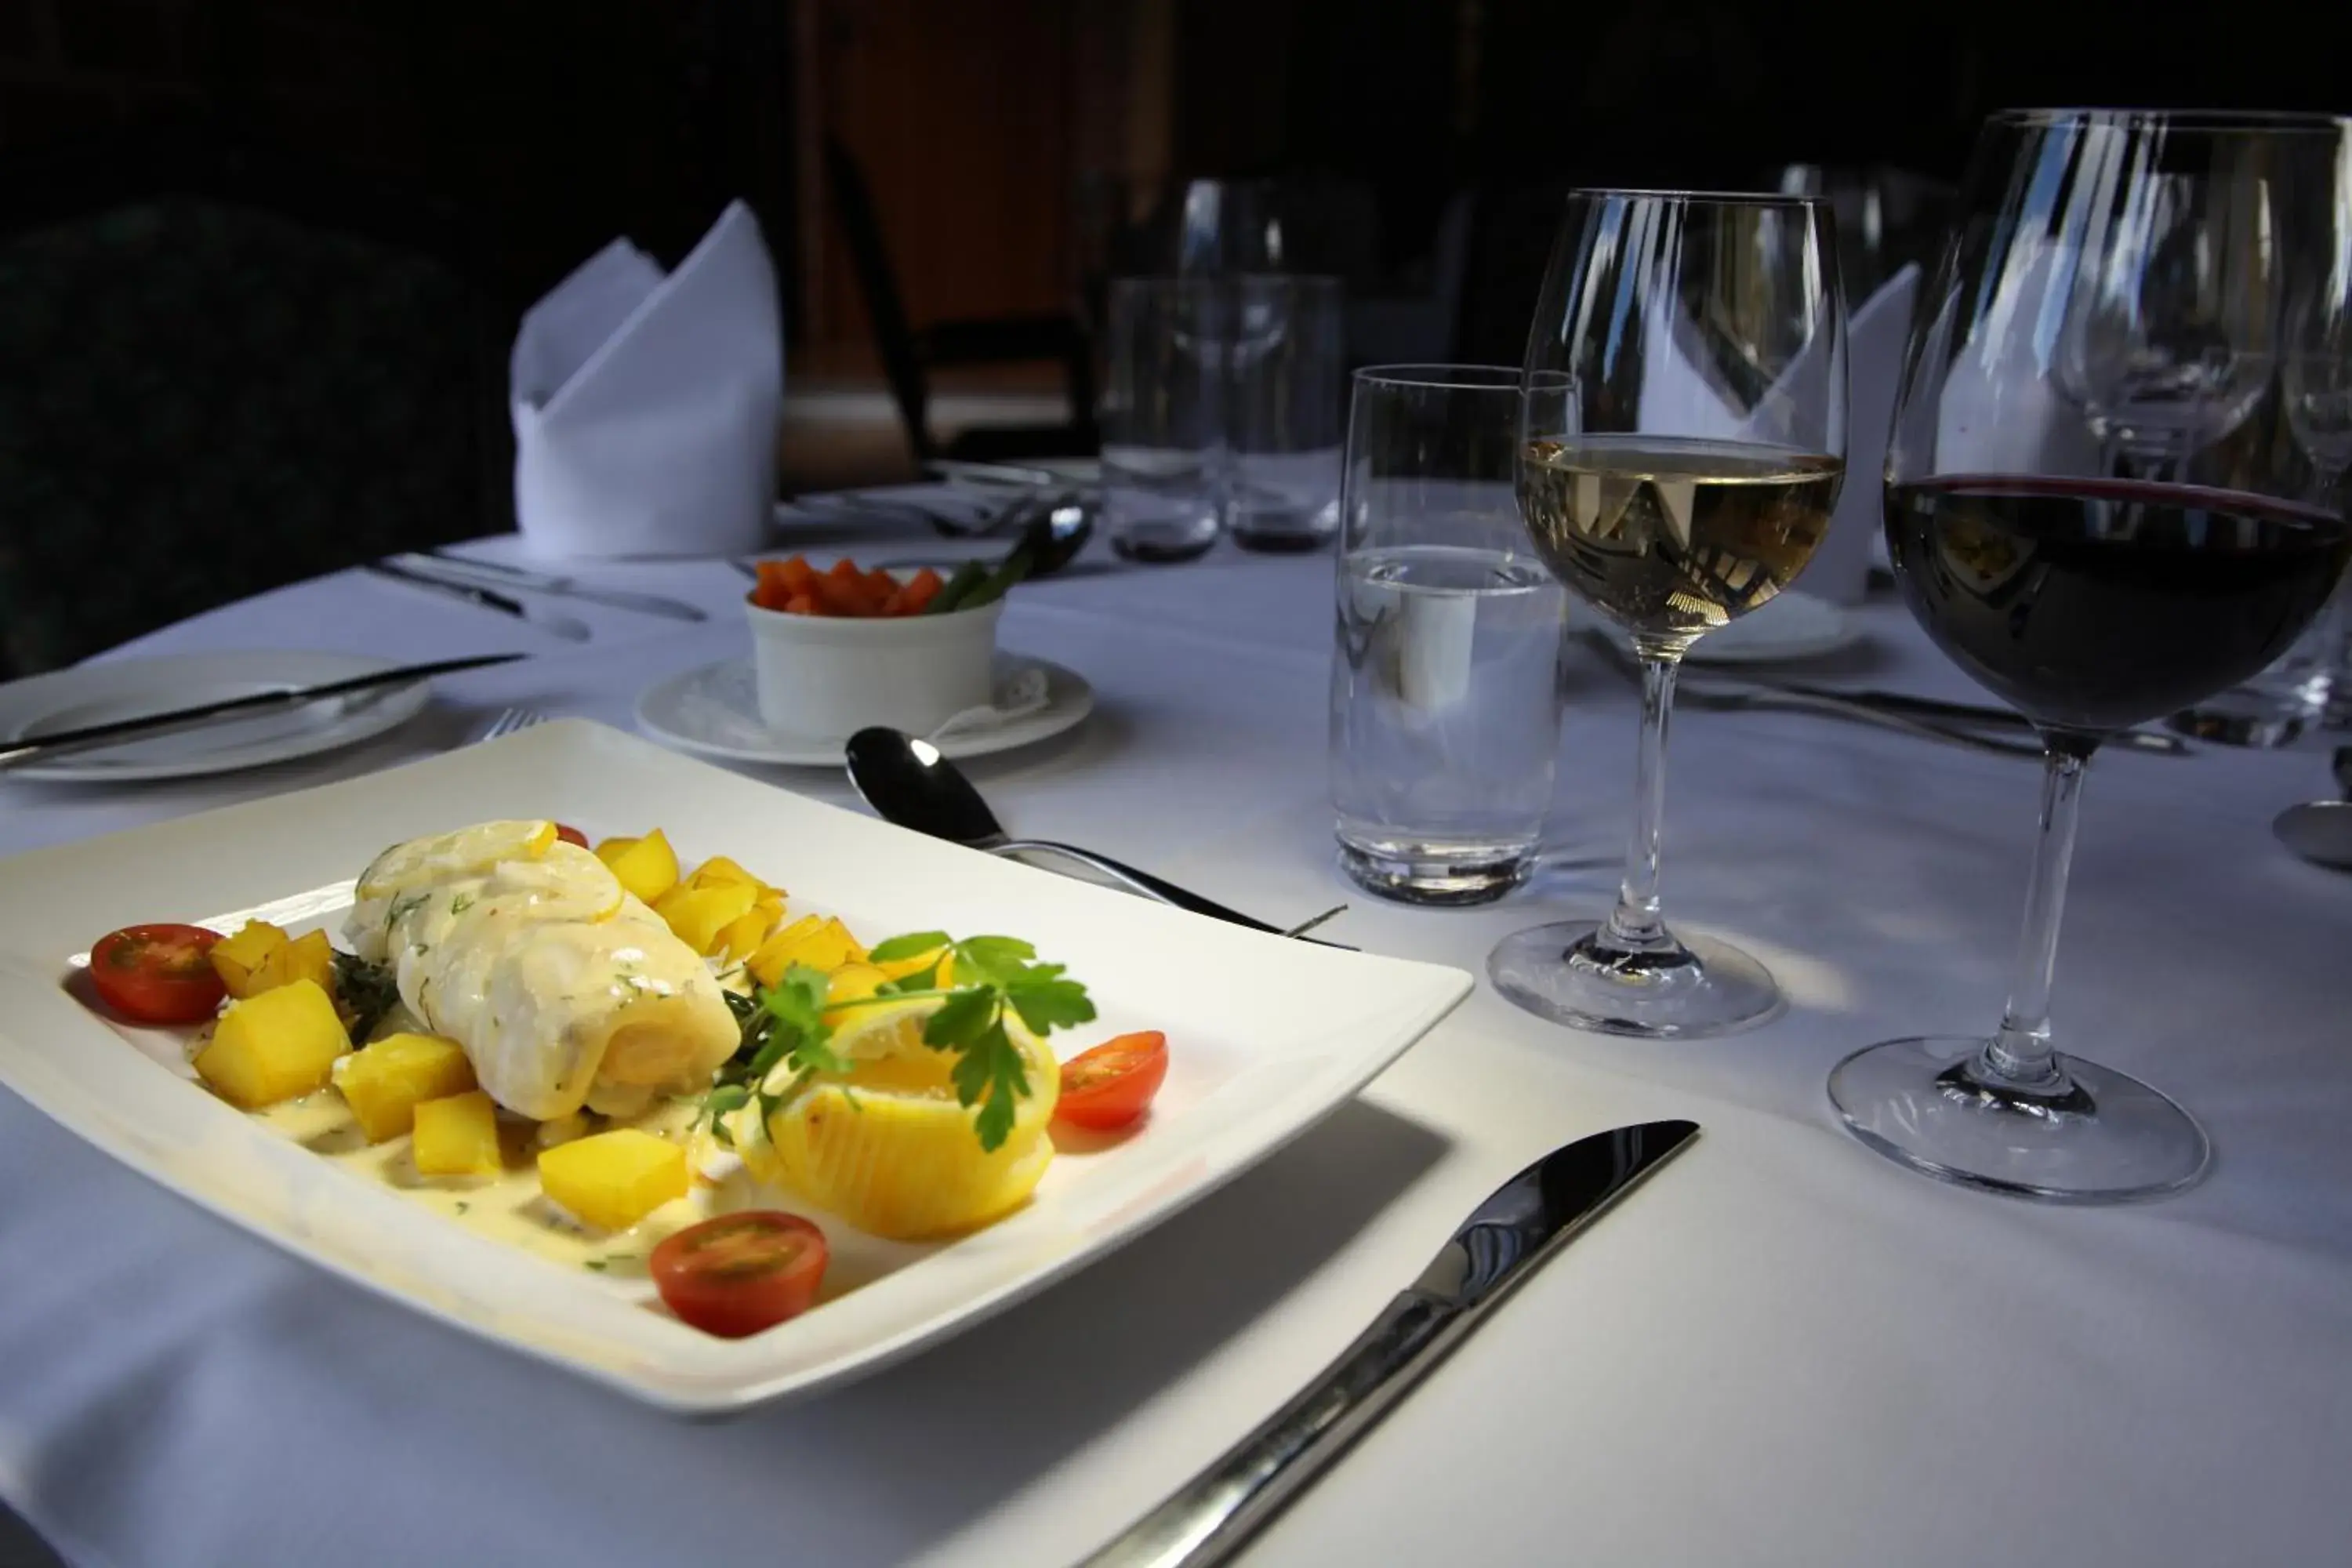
(245, 1091), (935, 1301)
(250, 1092), (711, 1276)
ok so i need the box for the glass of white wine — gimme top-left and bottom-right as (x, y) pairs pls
(1490, 191), (1847, 1037)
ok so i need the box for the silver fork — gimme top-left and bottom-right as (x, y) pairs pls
(473, 707), (547, 744)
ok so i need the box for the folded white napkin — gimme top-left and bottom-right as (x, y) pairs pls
(510, 201), (782, 558)
(1808, 264), (1919, 604)
(1630, 266), (1914, 605)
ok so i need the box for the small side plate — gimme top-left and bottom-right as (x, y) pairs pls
(1681, 590), (1862, 666)
(635, 654), (1093, 766)
(0, 651), (435, 782)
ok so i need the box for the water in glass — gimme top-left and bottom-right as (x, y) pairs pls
(1332, 542), (1566, 902)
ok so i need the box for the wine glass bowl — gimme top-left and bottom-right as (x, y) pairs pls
(2053, 170), (2278, 466)
(1832, 108), (2352, 1202)
(1490, 191), (1847, 1038)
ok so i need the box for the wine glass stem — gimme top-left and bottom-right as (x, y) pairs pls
(1601, 650), (1682, 953)
(1982, 746), (2089, 1090)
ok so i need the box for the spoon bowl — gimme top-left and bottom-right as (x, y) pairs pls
(844, 727), (1006, 846)
(2273, 800), (2352, 869)
(2270, 746), (2352, 870)
(869, 491), (1096, 581)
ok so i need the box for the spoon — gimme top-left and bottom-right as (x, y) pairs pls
(735, 493), (1097, 589)
(844, 726), (1326, 939)
(873, 490), (1095, 580)
(2271, 746), (2352, 869)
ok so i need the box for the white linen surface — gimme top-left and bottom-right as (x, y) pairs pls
(511, 201), (783, 559)
(2, 514), (2348, 1567)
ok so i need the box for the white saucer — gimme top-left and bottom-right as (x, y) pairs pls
(0, 651), (436, 783)
(636, 653), (1094, 766)
(1682, 591), (1864, 666)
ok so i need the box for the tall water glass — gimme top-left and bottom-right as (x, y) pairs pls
(1331, 367), (1573, 903)
(1104, 278), (1225, 563)
(1229, 275), (1345, 552)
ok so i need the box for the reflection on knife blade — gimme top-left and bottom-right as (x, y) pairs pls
(0, 653), (525, 771)
(408, 554), (710, 623)
(1082, 1120), (1701, 1568)
(364, 562), (592, 643)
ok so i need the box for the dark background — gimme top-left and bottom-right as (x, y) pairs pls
(0, 0), (2347, 675)
(10, 0), (2350, 385)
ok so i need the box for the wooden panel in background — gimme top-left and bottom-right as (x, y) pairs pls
(809, 0), (1077, 349)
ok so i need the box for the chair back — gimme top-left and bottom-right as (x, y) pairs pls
(822, 138), (935, 461)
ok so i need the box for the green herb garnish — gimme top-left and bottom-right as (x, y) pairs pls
(449, 893), (475, 916)
(331, 950), (399, 1042)
(702, 933), (1094, 1153)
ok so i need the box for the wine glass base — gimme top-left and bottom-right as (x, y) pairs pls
(1828, 1036), (2211, 1203)
(1487, 920), (1784, 1038)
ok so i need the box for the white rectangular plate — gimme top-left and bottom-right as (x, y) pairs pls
(0, 720), (1469, 1414)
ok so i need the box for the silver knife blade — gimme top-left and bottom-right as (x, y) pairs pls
(365, 562), (592, 643)
(0, 653), (525, 771)
(1081, 1119), (1701, 1568)
(408, 554), (710, 623)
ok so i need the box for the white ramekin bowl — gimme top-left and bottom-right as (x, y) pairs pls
(743, 593), (1004, 739)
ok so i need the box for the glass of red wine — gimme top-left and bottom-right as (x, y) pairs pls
(1829, 110), (2352, 1203)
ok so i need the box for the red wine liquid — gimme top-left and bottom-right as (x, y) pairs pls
(1886, 476), (2351, 736)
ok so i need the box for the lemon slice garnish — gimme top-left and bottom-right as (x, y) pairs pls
(459, 843), (627, 925)
(742, 996), (1061, 1240)
(358, 819), (557, 899)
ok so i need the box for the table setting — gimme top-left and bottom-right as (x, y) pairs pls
(2, 107), (2351, 1568)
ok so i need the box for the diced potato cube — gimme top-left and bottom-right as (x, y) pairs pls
(684, 855), (764, 892)
(652, 880), (760, 956)
(412, 1091), (502, 1178)
(747, 914), (819, 985)
(254, 928), (335, 996)
(747, 916), (868, 988)
(194, 979), (350, 1108)
(331, 1031), (477, 1143)
(594, 829), (681, 904)
(209, 920), (289, 1000)
(714, 891), (786, 963)
(537, 1129), (687, 1230)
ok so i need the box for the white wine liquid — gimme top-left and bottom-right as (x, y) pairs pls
(1519, 435), (1842, 643)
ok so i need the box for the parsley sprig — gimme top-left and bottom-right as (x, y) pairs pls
(705, 963), (844, 1145)
(701, 932), (1094, 1152)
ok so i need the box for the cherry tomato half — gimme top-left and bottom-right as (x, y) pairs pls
(87, 924), (227, 1025)
(1052, 1031), (1169, 1132)
(649, 1212), (829, 1338)
(553, 823), (590, 849)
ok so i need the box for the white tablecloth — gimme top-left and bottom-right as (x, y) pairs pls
(2, 518), (2347, 1567)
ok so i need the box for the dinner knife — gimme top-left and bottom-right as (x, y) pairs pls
(1080, 1119), (1702, 1568)
(364, 561), (593, 643)
(0, 653), (524, 771)
(1758, 677), (2192, 757)
(408, 553), (710, 623)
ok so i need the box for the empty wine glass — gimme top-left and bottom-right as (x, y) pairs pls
(1830, 110), (2352, 1203)
(2053, 169), (2278, 472)
(2283, 285), (2352, 726)
(1489, 191), (1847, 1038)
